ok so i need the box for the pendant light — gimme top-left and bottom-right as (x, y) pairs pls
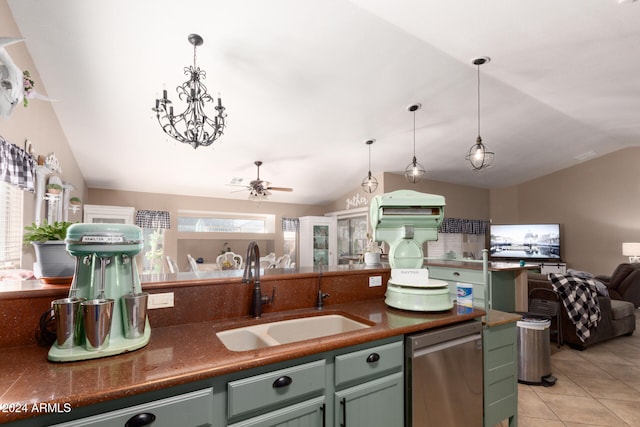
(361, 139), (378, 193)
(466, 57), (494, 170)
(404, 103), (425, 183)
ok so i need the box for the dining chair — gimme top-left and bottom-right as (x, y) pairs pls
(217, 252), (243, 270)
(166, 255), (179, 274)
(187, 254), (199, 272)
(275, 254), (291, 268)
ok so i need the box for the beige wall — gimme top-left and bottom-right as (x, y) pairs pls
(383, 172), (491, 220)
(323, 172), (491, 221)
(2, 0), (87, 269)
(490, 147), (640, 274)
(88, 188), (324, 269)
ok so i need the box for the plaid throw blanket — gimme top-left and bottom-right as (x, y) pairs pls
(549, 273), (601, 342)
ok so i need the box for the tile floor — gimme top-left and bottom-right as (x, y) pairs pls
(498, 309), (640, 426)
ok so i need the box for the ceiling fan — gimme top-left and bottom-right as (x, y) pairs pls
(234, 161), (293, 200)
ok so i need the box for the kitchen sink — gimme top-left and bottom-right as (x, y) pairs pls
(216, 314), (373, 352)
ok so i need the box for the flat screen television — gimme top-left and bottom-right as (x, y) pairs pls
(490, 223), (561, 261)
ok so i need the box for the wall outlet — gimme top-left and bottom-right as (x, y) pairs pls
(369, 276), (382, 287)
(148, 292), (174, 309)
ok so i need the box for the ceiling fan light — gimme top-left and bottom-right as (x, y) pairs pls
(404, 157), (425, 184)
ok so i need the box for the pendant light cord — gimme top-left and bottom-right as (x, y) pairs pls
(477, 63), (481, 137)
(412, 109), (417, 157)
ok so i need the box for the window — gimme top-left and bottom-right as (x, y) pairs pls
(177, 210), (275, 234)
(427, 233), (485, 260)
(0, 182), (23, 268)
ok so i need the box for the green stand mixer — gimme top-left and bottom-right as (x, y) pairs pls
(48, 223), (151, 362)
(369, 190), (452, 311)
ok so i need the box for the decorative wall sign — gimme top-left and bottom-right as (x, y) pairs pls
(345, 193), (368, 210)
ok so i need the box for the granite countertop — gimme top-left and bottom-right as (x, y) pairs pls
(0, 299), (484, 424)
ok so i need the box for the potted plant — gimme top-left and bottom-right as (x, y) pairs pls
(46, 183), (63, 194)
(363, 233), (382, 265)
(23, 220), (75, 280)
(69, 196), (82, 206)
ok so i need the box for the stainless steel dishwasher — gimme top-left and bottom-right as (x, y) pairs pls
(406, 320), (483, 427)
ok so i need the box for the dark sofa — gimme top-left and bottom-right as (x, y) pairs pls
(595, 263), (640, 308)
(528, 271), (636, 350)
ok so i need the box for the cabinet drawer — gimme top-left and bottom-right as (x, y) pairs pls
(428, 266), (485, 284)
(227, 359), (326, 419)
(334, 340), (403, 388)
(51, 388), (213, 427)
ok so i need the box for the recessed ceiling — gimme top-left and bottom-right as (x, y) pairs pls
(7, 0), (640, 205)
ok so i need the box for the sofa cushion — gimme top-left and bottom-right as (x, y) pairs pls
(610, 299), (635, 320)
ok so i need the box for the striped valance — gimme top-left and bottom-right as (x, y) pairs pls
(282, 217), (300, 232)
(135, 210), (171, 229)
(439, 218), (489, 235)
(0, 136), (36, 192)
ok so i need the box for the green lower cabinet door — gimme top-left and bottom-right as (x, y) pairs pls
(227, 396), (326, 427)
(334, 372), (403, 427)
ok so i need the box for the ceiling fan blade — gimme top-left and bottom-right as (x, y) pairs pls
(267, 186), (293, 192)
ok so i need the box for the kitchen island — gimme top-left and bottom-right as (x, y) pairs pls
(0, 266), (485, 426)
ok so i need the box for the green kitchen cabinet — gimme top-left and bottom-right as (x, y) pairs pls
(427, 254), (519, 427)
(227, 337), (404, 427)
(49, 388), (214, 427)
(483, 319), (518, 427)
(227, 397), (326, 427)
(333, 340), (404, 427)
(334, 372), (404, 427)
(226, 359), (326, 425)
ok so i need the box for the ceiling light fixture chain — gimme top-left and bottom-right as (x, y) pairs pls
(361, 139), (378, 193)
(466, 56), (494, 171)
(153, 33), (227, 149)
(404, 103), (426, 184)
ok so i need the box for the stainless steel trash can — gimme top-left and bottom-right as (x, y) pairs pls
(517, 313), (557, 386)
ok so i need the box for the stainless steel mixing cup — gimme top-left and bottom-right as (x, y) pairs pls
(121, 292), (149, 339)
(52, 297), (85, 348)
(81, 299), (114, 351)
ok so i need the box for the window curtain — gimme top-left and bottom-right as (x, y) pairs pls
(282, 217), (299, 232)
(439, 218), (489, 235)
(0, 136), (36, 193)
(135, 210), (171, 229)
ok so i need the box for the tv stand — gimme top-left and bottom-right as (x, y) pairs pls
(538, 262), (566, 274)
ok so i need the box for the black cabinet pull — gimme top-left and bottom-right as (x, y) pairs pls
(125, 412), (156, 427)
(272, 375), (293, 388)
(453, 271), (460, 276)
(340, 397), (347, 427)
(321, 403), (326, 427)
(366, 352), (380, 363)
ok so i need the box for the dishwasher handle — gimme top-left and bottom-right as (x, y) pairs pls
(411, 333), (481, 358)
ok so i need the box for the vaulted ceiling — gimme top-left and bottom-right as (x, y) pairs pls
(7, 0), (640, 205)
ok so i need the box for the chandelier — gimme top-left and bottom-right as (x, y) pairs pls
(465, 57), (494, 170)
(153, 34), (227, 149)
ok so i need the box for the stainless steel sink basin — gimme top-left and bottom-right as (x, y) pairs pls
(216, 314), (372, 351)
